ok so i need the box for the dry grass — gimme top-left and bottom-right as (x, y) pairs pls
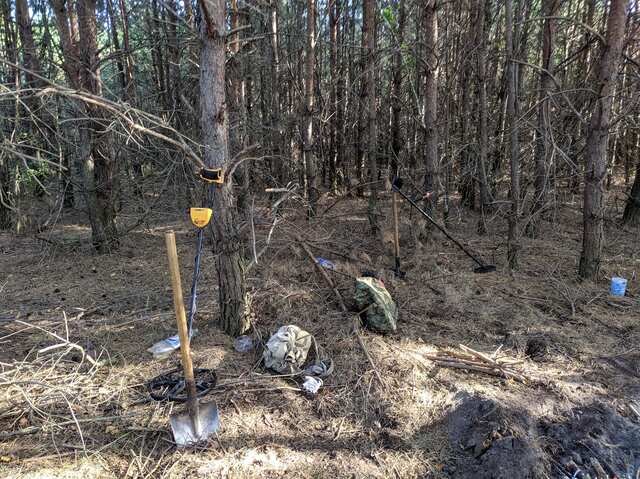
(1, 189), (639, 478)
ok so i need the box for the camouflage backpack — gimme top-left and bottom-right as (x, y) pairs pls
(354, 277), (398, 333)
(262, 325), (334, 377)
(262, 325), (313, 374)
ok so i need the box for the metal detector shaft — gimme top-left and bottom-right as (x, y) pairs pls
(392, 183), (490, 270)
(186, 227), (204, 336)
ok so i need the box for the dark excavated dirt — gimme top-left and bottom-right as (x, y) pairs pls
(541, 402), (640, 479)
(446, 392), (545, 479)
(445, 392), (640, 479)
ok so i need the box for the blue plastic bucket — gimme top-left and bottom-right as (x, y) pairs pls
(610, 277), (627, 296)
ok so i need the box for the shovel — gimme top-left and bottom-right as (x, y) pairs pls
(164, 231), (219, 446)
(391, 188), (406, 278)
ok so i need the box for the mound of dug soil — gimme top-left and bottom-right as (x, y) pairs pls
(445, 392), (640, 479)
(446, 392), (544, 479)
(541, 402), (640, 479)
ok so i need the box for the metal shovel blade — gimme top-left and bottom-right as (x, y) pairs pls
(170, 401), (219, 447)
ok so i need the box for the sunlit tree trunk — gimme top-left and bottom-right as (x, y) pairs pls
(199, 0), (250, 336)
(579, 0), (627, 279)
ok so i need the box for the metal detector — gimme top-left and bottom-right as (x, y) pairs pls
(391, 178), (496, 274)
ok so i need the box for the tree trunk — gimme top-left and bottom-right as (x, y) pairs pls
(506, 0), (520, 269)
(149, 0), (168, 110)
(459, 1), (475, 209)
(199, 0), (250, 336)
(268, 0), (284, 183)
(422, 0), (438, 227)
(106, 0), (127, 93)
(362, 0), (378, 234)
(303, 0), (317, 215)
(165, 0), (181, 119)
(527, 0), (560, 238)
(16, 0), (43, 88)
(623, 159), (640, 227)
(579, 0), (627, 279)
(118, 0), (136, 102)
(329, 0), (339, 192)
(0, 0), (16, 230)
(390, 0), (405, 177)
(77, 0), (118, 251)
(51, 0), (118, 250)
(50, 0), (80, 87)
(475, 0), (491, 235)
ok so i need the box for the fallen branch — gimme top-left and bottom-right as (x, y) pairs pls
(294, 236), (385, 387)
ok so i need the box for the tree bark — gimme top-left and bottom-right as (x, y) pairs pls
(329, 0), (339, 192)
(118, 0), (136, 102)
(165, 0), (181, 119)
(475, 0), (491, 235)
(50, 0), (80, 87)
(623, 158), (640, 227)
(199, 0), (250, 336)
(579, 0), (627, 279)
(390, 0), (405, 177)
(527, 0), (560, 238)
(303, 0), (317, 215)
(105, 0), (127, 93)
(0, 0), (17, 230)
(268, 0), (283, 183)
(16, 0), (43, 88)
(77, 0), (118, 251)
(459, 0), (475, 209)
(506, 0), (520, 269)
(363, 0), (378, 234)
(50, 0), (118, 250)
(422, 0), (438, 227)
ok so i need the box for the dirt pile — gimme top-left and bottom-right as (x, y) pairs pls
(446, 391), (544, 479)
(541, 402), (640, 479)
(445, 392), (640, 479)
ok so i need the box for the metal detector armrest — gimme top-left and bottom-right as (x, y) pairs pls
(198, 168), (224, 184)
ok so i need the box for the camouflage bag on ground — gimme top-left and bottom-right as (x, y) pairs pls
(354, 277), (398, 333)
(262, 325), (313, 374)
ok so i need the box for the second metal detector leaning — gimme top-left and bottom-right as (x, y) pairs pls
(391, 177), (496, 274)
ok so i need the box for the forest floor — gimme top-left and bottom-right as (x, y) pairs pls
(1, 188), (639, 478)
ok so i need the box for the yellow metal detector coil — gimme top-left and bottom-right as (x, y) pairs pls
(190, 208), (213, 228)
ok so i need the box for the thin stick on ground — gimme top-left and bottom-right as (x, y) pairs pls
(294, 236), (385, 387)
(422, 344), (531, 384)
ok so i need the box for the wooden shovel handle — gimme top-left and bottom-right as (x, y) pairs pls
(164, 231), (199, 404)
